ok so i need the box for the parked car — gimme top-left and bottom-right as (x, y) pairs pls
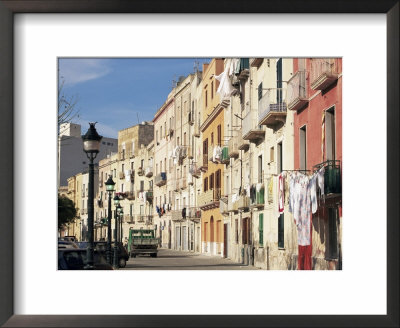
(58, 240), (79, 249)
(76, 241), (88, 249)
(94, 241), (129, 268)
(58, 248), (113, 270)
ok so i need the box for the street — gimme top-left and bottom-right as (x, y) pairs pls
(121, 248), (259, 270)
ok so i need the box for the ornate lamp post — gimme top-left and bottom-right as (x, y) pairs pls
(113, 195), (120, 268)
(82, 122), (102, 270)
(104, 175), (115, 265)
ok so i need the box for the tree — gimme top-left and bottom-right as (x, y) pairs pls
(58, 77), (80, 136)
(58, 194), (77, 230)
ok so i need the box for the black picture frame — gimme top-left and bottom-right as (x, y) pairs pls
(0, 1), (398, 327)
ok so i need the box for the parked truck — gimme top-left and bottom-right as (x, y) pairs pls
(128, 229), (159, 258)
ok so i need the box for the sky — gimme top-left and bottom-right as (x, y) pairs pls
(58, 58), (210, 138)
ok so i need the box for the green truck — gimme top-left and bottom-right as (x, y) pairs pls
(128, 229), (159, 258)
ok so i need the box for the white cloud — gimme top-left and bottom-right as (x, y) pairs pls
(59, 59), (111, 86)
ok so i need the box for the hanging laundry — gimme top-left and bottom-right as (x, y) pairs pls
(268, 178), (273, 204)
(317, 167), (325, 196)
(288, 173), (296, 213)
(310, 175), (318, 214)
(215, 59), (236, 100)
(278, 173), (285, 214)
(125, 169), (131, 182)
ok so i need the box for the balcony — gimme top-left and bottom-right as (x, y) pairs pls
(237, 129), (250, 151)
(287, 70), (308, 111)
(310, 58), (340, 90)
(220, 146), (230, 164)
(251, 186), (265, 209)
(198, 188), (221, 210)
(126, 191), (135, 200)
(228, 136), (239, 158)
(174, 179), (180, 192)
(258, 88), (287, 127)
(181, 177), (187, 189)
(188, 112), (194, 125)
(237, 195), (250, 211)
(124, 215), (134, 224)
(145, 166), (153, 178)
(228, 195), (239, 213)
(135, 214), (152, 223)
(154, 172), (167, 187)
(220, 197), (229, 216)
(187, 207), (201, 220)
(187, 146), (194, 159)
(187, 174), (194, 186)
(250, 58), (263, 68)
(242, 111), (264, 142)
(193, 124), (200, 137)
(137, 167), (144, 176)
(313, 160), (342, 196)
(179, 147), (187, 160)
(199, 153), (208, 172)
(146, 191), (153, 202)
(119, 171), (125, 180)
(190, 163), (201, 178)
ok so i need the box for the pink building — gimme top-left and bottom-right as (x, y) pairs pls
(289, 58), (342, 270)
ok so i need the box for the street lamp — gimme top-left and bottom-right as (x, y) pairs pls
(113, 195), (120, 268)
(104, 175), (115, 265)
(82, 122), (102, 270)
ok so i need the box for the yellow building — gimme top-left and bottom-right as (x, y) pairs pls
(199, 59), (226, 256)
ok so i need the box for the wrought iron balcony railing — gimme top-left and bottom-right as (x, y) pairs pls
(287, 70), (308, 111)
(258, 88), (287, 127)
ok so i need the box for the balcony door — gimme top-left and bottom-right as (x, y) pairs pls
(276, 58), (283, 104)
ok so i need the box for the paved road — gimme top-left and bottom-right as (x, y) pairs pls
(121, 248), (258, 270)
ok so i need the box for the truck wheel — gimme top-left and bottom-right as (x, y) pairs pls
(119, 258), (126, 268)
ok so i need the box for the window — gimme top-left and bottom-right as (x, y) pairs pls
(270, 147), (275, 162)
(235, 219), (239, 243)
(278, 213), (284, 248)
(164, 122), (167, 137)
(211, 81), (214, 99)
(184, 132), (186, 147)
(164, 158), (167, 173)
(205, 89), (208, 107)
(122, 164), (124, 172)
(277, 142), (283, 173)
(328, 207), (338, 259)
(140, 181), (144, 192)
(242, 218), (249, 244)
(209, 173), (214, 190)
(259, 213), (264, 245)
(160, 126), (163, 140)
(130, 162), (134, 171)
(217, 124), (221, 146)
(121, 183), (124, 193)
(216, 169), (221, 188)
(113, 169), (116, 178)
(156, 131), (158, 143)
(204, 177), (208, 192)
(325, 107), (336, 161)
(300, 126), (307, 170)
(211, 132), (214, 146)
(258, 155), (263, 183)
(141, 159), (144, 169)
(258, 82), (263, 101)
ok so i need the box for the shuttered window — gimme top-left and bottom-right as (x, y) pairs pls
(259, 213), (264, 245)
(278, 213), (284, 248)
(258, 82), (263, 101)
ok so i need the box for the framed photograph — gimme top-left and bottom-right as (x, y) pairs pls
(0, 1), (398, 327)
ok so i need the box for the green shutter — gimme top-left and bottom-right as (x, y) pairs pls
(259, 213), (264, 245)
